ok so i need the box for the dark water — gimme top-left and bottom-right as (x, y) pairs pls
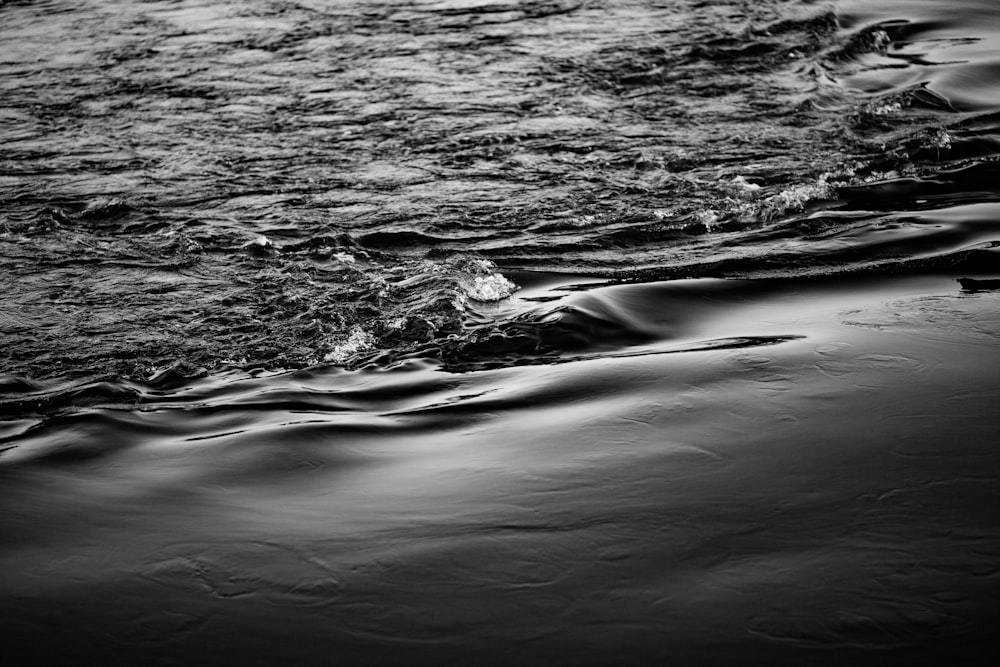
(2, 1), (1000, 665)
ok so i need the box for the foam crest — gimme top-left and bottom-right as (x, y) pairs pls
(707, 176), (838, 225)
(455, 259), (520, 302)
(323, 327), (376, 364)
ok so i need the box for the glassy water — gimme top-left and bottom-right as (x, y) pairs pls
(1, 1), (999, 664)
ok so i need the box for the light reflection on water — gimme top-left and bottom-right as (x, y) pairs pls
(3, 272), (999, 665)
(4, 0), (1000, 663)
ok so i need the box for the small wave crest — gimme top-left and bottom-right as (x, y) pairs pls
(314, 258), (524, 366)
(323, 327), (376, 364)
(312, 256), (521, 368)
(455, 259), (520, 302)
(688, 177), (838, 231)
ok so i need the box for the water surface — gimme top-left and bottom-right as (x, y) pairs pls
(2, 0), (999, 664)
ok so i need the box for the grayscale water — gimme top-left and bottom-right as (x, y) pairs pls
(1, 1), (999, 664)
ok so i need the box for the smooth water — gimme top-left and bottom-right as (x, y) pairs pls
(2, 1), (999, 665)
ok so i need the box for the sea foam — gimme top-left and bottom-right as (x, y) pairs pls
(456, 259), (520, 302)
(323, 327), (375, 363)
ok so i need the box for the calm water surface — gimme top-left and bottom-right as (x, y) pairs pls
(1, 1), (999, 665)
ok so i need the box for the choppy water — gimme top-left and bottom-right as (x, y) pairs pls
(2, 1), (999, 665)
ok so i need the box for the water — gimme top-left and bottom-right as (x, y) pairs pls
(1, 1), (999, 664)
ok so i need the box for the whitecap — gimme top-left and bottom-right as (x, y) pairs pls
(323, 327), (375, 364)
(464, 273), (520, 302)
(759, 180), (836, 218)
(928, 128), (952, 150)
(866, 101), (902, 117)
(456, 259), (520, 302)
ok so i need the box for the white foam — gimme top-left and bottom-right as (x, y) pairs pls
(867, 101), (901, 116)
(763, 181), (835, 216)
(928, 129), (952, 150)
(323, 326), (374, 363)
(458, 259), (519, 302)
(464, 273), (519, 302)
(861, 170), (901, 183)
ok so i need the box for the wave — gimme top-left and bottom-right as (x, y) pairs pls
(3, 0), (1000, 382)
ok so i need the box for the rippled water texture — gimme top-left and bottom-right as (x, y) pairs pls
(2, 0), (1000, 665)
(4, 0), (999, 375)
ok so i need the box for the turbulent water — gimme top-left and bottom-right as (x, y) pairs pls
(2, 1), (999, 665)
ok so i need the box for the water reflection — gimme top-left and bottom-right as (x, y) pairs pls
(3, 273), (999, 664)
